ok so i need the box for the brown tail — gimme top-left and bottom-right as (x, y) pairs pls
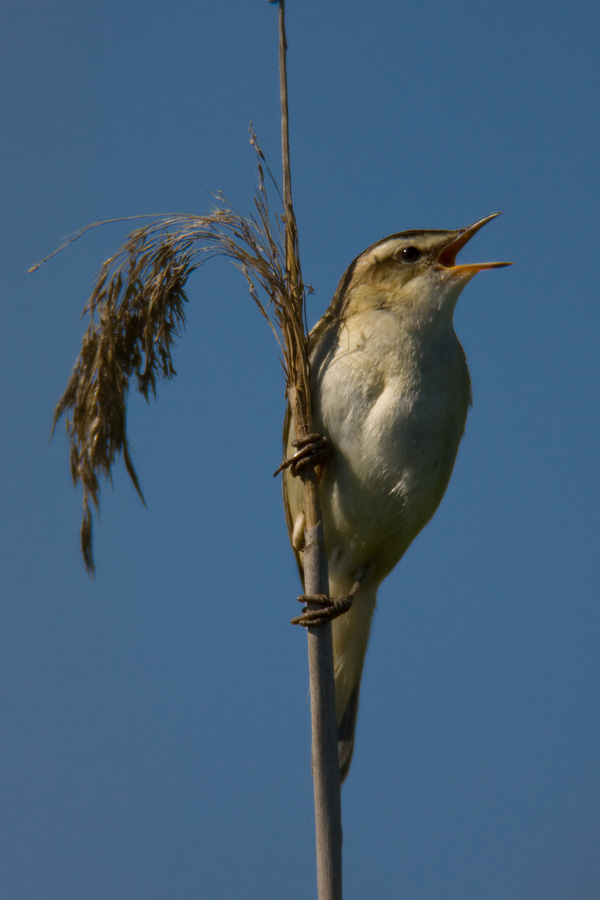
(331, 581), (378, 782)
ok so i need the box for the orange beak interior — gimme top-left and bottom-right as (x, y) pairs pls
(437, 213), (513, 272)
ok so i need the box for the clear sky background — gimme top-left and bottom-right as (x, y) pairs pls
(3, 1), (600, 898)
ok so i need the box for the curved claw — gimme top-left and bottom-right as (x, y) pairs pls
(291, 592), (353, 627)
(274, 433), (332, 478)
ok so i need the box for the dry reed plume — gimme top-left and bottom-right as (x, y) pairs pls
(46, 136), (308, 573)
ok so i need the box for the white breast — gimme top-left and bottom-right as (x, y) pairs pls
(309, 307), (470, 583)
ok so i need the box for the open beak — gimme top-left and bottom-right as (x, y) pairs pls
(437, 213), (513, 274)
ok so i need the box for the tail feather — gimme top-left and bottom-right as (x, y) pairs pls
(337, 684), (360, 782)
(331, 581), (377, 782)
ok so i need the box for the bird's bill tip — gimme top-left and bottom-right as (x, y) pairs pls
(468, 211), (503, 229)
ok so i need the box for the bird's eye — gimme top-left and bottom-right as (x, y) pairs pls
(400, 246), (421, 262)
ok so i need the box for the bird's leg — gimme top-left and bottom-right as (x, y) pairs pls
(291, 579), (361, 627)
(277, 430), (342, 625)
(273, 433), (332, 478)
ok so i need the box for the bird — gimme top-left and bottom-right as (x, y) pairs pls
(279, 213), (511, 782)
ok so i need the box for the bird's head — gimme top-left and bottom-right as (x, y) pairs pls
(336, 213), (512, 320)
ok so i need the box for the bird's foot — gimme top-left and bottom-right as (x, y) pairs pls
(273, 433), (332, 478)
(291, 593), (353, 627)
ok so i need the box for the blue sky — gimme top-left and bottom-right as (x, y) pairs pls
(2, 1), (600, 897)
